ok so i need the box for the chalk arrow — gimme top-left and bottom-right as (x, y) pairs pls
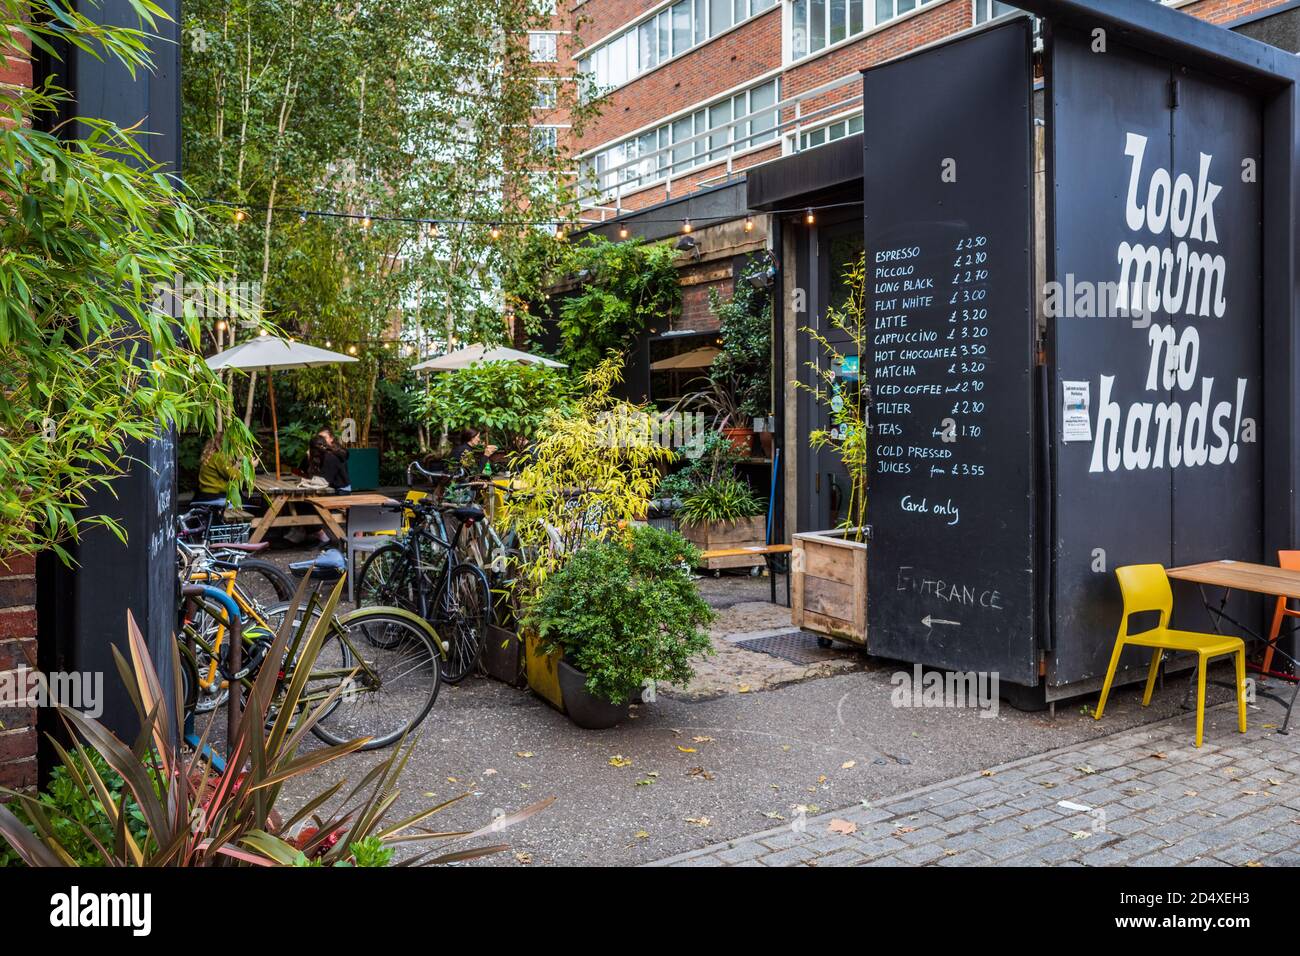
(921, 615), (961, 629)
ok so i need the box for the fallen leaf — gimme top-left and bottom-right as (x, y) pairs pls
(828, 819), (857, 835)
(1246, 860), (1264, 868)
(1263, 723), (1278, 729)
(677, 746), (697, 754)
(646, 771), (659, 778)
(609, 755), (633, 768)
(841, 760), (857, 770)
(1070, 830), (1091, 840)
(980, 770), (995, 777)
(687, 767), (715, 781)
(514, 852), (533, 865)
(1037, 781), (1057, 789)
(1268, 777), (1284, 787)
(483, 769), (498, 776)
(423, 792), (437, 798)
(636, 778), (655, 787)
(515, 751), (535, 759)
(1151, 752), (1167, 760)
(738, 684), (751, 693)
(1184, 790), (1198, 797)
(781, 744), (792, 752)
(817, 774), (828, 785)
(634, 830), (650, 840)
(1075, 765), (1096, 775)
(762, 811), (785, 820)
(692, 736), (714, 743)
(894, 826), (916, 835)
(1242, 789), (1259, 796)
(685, 816), (711, 827)
(446, 777), (458, 783)
(943, 849), (959, 857)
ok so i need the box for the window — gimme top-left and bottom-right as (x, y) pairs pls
(579, 79), (780, 200)
(528, 32), (558, 62)
(578, 0), (779, 93)
(798, 113), (863, 150)
(534, 0), (557, 14)
(791, 0), (939, 60)
(532, 126), (560, 153)
(973, 0), (1016, 23)
(533, 80), (557, 109)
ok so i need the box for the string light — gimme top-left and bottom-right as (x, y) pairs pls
(618, 224), (629, 239)
(682, 219), (693, 234)
(233, 209), (246, 223)
(347, 344), (358, 355)
(324, 339), (332, 347)
(361, 213), (372, 230)
(805, 208), (815, 225)
(489, 223), (501, 240)
(554, 224), (565, 240)
(744, 215), (754, 233)
(215, 320), (228, 332)
(258, 328), (269, 336)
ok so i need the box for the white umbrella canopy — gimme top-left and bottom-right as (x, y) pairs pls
(206, 336), (359, 372)
(206, 337), (358, 478)
(412, 343), (566, 372)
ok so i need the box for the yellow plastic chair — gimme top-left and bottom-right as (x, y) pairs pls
(1095, 564), (1247, 748)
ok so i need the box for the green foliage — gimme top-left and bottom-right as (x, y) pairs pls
(422, 361), (572, 451)
(556, 236), (680, 374)
(182, 0), (599, 434)
(796, 254), (869, 539)
(708, 255), (773, 420)
(677, 477), (765, 525)
(0, 0), (253, 557)
(0, 749), (155, 868)
(501, 356), (675, 597)
(526, 526), (715, 704)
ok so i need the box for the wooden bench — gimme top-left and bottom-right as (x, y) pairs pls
(697, 544), (793, 606)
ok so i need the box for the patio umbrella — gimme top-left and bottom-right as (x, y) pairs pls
(649, 346), (720, 371)
(411, 344), (567, 372)
(206, 337), (358, 479)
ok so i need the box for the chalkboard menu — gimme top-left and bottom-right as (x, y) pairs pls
(863, 18), (1038, 684)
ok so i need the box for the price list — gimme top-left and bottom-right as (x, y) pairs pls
(861, 15), (1036, 680)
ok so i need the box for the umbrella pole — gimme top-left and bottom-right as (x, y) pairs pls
(266, 367), (282, 479)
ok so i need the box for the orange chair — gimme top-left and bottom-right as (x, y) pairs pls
(1095, 564), (1247, 748)
(1263, 550), (1300, 675)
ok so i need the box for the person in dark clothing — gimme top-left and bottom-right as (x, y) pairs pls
(307, 429), (350, 492)
(446, 427), (496, 477)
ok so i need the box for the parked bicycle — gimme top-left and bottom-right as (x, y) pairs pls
(178, 548), (445, 750)
(353, 491), (492, 685)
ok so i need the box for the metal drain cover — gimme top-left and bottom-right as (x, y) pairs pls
(733, 630), (843, 665)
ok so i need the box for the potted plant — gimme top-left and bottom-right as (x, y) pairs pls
(661, 430), (767, 572)
(791, 254), (870, 646)
(707, 254), (774, 456)
(501, 356), (676, 711)
(525, 526), (715, 728)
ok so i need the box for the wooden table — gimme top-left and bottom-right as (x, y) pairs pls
(248, 474), (329, 543)
(305, 493), (398, 541)
(1168, 560), (1300, 732)
(698, 544), (793, 606)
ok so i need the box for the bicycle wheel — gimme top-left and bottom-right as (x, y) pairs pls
(435, 563), (491, 684)
(355, 544), (417, 610)
(309, 609), (442, 750)
(232, 558), (294, 611)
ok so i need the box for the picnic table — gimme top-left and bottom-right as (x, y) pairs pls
(1167, 559), (1300, 733)
(247, 474), (395, 543)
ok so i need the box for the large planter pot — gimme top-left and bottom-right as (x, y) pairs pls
(721, 426), (754, 455)
(680, 514), (767, 571)
(791, 528), (868, 646)
(557, 660), (629, 729)
(524, 629), (565, 712)
(482, 624), (526, 688)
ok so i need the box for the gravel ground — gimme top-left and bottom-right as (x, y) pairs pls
(251, 541), (1234, 866)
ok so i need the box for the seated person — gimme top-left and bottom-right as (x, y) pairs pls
(195, 431), (241, 505)
(307, 429), (351, 493)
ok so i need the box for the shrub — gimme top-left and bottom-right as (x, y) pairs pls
(526, 525), (715, 704)
(677, 477), (765, 526)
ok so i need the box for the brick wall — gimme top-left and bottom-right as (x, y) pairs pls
(0, 555), (38, 792)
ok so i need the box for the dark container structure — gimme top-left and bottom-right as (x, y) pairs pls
(752, 0), (1300, 702)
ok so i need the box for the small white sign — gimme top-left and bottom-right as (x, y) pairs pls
(1062, 380), (1092, 443)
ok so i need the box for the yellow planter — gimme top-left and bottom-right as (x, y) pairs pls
(524, 629), (565, 713)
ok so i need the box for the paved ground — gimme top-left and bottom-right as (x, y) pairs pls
(255, 541), (1288, 867)
(651, 695), (1300, 867)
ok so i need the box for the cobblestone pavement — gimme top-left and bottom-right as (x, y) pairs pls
(651, 697), (1300, 867)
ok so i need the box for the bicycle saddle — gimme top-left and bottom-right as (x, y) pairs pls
(447, 504), (485, 522)
(288, 548), (347, 581)
(216, 541), (269, 553)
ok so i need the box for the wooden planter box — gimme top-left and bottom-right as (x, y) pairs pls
(791, 528), (868, 646)
(681, 516), (767, 571)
